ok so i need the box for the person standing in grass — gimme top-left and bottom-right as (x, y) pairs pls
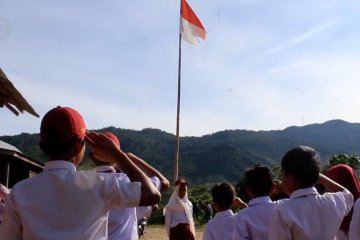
(164, 178), (195, 240)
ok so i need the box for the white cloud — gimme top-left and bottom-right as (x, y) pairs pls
(1, 1), (360, 136)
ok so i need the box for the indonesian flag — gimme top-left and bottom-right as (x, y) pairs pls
(180, 0), (206, 45)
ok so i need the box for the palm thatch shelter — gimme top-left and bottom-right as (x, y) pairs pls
(0, 67), (39, 117)
(0, 140), (43, 188)
(0, 68), (41, 187)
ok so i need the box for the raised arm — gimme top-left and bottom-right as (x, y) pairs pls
(126, 152), (170, 191)
(85, 131), (161, 206)
(318, 173), (348, 192)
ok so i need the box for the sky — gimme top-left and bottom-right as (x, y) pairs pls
(1, 0), (360, 137)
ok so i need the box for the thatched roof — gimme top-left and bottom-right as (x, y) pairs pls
(0, 68), (39, 117)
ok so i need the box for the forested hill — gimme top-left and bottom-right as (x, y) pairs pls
(2, 119), (360, 184)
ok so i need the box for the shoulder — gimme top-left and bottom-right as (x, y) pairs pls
(323, 190), (353, 204)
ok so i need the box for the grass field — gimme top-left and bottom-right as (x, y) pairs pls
(141, 225), (204, 240)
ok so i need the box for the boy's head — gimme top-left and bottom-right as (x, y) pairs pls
(211, 183), (235, 212)
(89, 132), (120, 166)
(244, 165), (274, 198)
(39, 106), (86, 164)
(281, 146), (320, 193)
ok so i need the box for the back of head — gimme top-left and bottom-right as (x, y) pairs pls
(39, 106), (86, 159)
(326, 164), (360, 199)
(281, 146), (320, 187)
(211, 183), (235, 210)
(244, 165), (273, 197)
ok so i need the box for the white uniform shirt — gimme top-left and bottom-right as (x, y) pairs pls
(349, 198), (360, 240)
(269, 187), (353, 240)
(203, 209), (235, 240)
(165, 200), (193, 228)
(0, 184), (9, 223)
(95, 165), (160, 240)
(233, 196), (282, 240)
(0, 161), (141, 240)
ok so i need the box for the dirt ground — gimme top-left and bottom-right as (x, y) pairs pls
(140, 225), (204, 240)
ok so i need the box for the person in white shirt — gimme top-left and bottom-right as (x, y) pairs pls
(0, 106), (161, 240)
(164, 178), (195, 240)
(326, 164), (360, 240)
(268, 146), (354, 240)
(0, 183), (9, 224)
(90, 131), (169, 240)
(233, 165), (282, 240)
(203, 182), (245, 240)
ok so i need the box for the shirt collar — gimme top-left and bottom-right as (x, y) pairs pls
(94, 165), (116, 173)
(44, 160), (76, 172)
(248, 196), (272, 206)
(290, 187), (318, 199)
(214, 209), (234, 218)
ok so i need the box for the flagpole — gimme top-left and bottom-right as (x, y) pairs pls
(173, 14), (182, 183)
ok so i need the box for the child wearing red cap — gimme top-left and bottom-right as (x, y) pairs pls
(164, 178), (195, 240)
(0, 106), (161, 239)
(326, 164), (360, 240)
(90, 131), (169, 240)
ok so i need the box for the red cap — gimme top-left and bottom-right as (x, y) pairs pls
(175, 178), (187, 186)
(40, 106), (86, 144)
(103, 132), (120, 147)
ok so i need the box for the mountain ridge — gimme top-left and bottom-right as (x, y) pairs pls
(1, 119), (360, 183)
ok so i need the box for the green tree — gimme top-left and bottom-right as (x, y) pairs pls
(323, 154), (360, 172)
(188, 184), (212, 226)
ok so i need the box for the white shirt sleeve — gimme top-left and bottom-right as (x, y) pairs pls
(339, 189), (354, 215)
(0, 191), (22, 239)
(150, 176), (161, 191)
(104, 174), (141, 209)
(136, 206), (152, 219)
(349, 198), (360, 240)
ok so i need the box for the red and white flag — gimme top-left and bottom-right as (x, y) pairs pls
(180, 0), (206, 45)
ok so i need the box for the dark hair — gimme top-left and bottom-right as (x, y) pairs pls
(39, 136), (83, 159)
(281, 146), (320, 187)
(244, 165), (273, 197)
(211, 183), (235, 210)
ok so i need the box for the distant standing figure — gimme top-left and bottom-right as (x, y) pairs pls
(0, 184), (9, 224)
(203, 203), (213, 224)
(164, 179), (195, 240)
(203, 182), (237, 240)
(326, 164), (360, 240)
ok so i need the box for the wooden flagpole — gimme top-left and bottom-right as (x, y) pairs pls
(173, 11), (182, 183)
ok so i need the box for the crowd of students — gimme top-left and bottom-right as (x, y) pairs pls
(203, 146), (360, 240)
(0, 105), (360, 240)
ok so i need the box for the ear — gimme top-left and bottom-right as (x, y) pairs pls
(71, 139), (85, 165)
(270, 181), (276, 193)
(212, 201), (220, 212)
(244, 186), (254, 198)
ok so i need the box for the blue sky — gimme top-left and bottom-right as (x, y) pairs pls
(1, 0), (360, 136)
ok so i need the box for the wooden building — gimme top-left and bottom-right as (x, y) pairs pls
(0, 140), (43, 188)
